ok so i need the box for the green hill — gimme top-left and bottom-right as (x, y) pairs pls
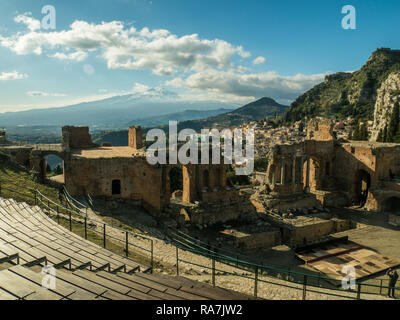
(283, 48), (400, 123)
(159, 97), (288, 132)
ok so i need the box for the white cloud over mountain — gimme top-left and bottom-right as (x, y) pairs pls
(27, 91), (67, 97)
(0, 13), (327, 103)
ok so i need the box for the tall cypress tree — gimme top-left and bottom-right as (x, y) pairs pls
(352, 123), (360, 140)
(387, 103), (400, 143)
(383, 126), (388, 142)
(377, 129), (383, 142)
(359, 122), (368, 141)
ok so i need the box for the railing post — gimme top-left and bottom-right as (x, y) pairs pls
(254, 265), (258, 298)
(34, 189), (37, 205)
(125, 232), (129, 257)
(379, 279), (383, 295)
(57, 206), (60, 224)
(150, 240), (154, 273)
(176, 246), (179, 276)
(212, 256), (216, 287)
(302, 275), (308, 300)
(357, 283), (361, 300)
(69, 210), (72, 231)
(103, 224), (106, 248)
(84, 217), (87, 240)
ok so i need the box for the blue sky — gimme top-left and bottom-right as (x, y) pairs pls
(0, 0), (399, 112)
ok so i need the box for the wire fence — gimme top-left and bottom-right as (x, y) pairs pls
(0, 177), (399, 300)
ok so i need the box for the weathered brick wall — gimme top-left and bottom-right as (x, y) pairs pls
(62, 126), (98, 149)
(64, 157), (164, 213)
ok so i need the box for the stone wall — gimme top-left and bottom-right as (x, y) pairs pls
(62, 126), (98, 150)
(64, 156), (166, 214)
(128, 126), (143, 149)
(235, 230), (280, 250)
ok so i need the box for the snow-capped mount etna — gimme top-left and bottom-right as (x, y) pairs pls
(0, 91), (236, 129)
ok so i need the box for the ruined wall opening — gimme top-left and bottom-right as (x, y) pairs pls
(203, 170), (210, 189)
(325, 161), (331, 176)
(169, 166), (183, 196)
(305, 157), (321, 191)
(354, 169), (371, 206)
(384, 197), (400, 214)
(45, 155), (64, 178)
(39, 158), (47, 182)
(216, 168), (222, 187)
(112, 179), (121, 195)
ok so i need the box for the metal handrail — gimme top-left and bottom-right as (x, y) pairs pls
(63, 186), (86, 211)
(37, 189), (152, 242)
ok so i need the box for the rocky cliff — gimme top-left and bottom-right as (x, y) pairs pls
(283, 48), (400, 123)
(371, 72), (400, 141)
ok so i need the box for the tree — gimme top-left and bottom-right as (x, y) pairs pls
(351, 120), (368, 141)
(377, 129), (384, 142)
(386, 103), (399, 142)
(46, 164), (52, 173)
(54, 165), (63, 175)
(351, 123), (360, 140)
(383, 126), (388, 142)
(359, 122), (369, 141)
(254, 158), (269, 172)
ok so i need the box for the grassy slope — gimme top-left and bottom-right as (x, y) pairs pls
(0, 154), (59, 205)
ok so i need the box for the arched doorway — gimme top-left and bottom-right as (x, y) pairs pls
(45, 154), (64, 181)
(169, 166), (183, 198)
(383, 197), (400, 214)
(353, 169), (371, 206)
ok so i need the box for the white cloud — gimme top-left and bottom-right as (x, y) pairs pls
(0, 13), (328, 103)
(50, 50), (88, 62)
(0, 14), (251, 76)
(167, 69), (326, 102)
(27, 91), (67, 97)
(0, 71), (28, 80)
(253, 56), (266, 65)
(14, 13), (41, 31)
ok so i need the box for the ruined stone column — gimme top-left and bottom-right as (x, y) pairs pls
(300, 156), (305, 185)
(305, 157), (310, 192)
(281, 157), (286, 185)
(271, 168), (276, 185)
(292, 157), (296, 185)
